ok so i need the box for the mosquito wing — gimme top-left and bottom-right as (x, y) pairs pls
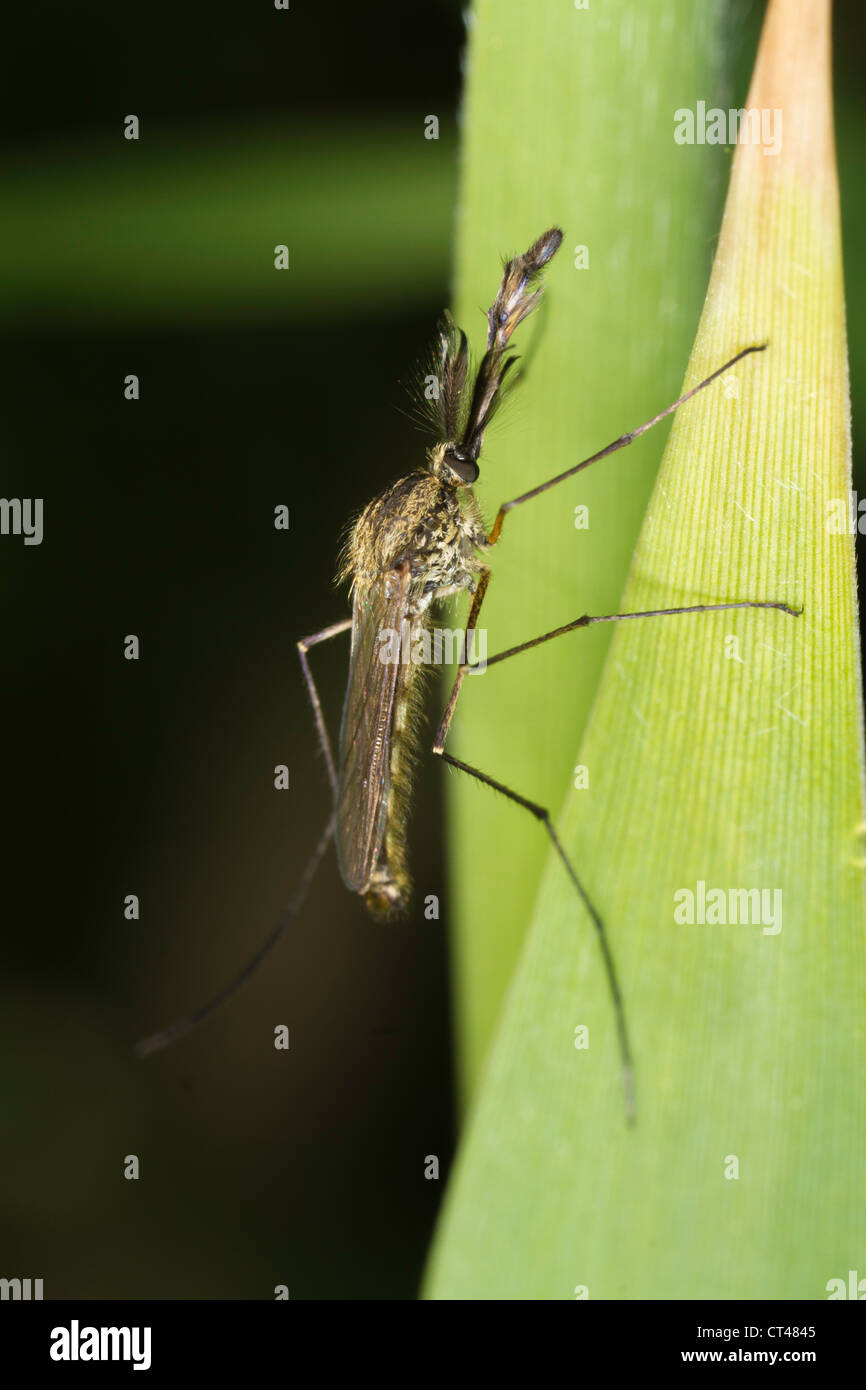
(336, 563), (411, 893)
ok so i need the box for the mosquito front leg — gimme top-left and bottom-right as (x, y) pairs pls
(484, 344), (769, 547)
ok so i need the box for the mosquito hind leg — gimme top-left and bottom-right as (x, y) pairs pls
(298, 618), (352, 803)
(134, 617), (353, 1058)
(135, 812), (336, 1058)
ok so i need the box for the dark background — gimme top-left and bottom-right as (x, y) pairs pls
(0, 0), (862, 1298)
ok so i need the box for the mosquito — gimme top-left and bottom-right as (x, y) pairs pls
(136, 227), (800, 1118)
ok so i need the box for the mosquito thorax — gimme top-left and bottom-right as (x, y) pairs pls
(340, 461), (486, 606)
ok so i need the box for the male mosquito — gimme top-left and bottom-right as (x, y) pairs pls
(137, 227), (800, 1117)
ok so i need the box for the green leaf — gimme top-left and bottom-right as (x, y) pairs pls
(428, 0), (866, 1298)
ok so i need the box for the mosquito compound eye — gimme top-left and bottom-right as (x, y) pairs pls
(449, 455), (479, 485)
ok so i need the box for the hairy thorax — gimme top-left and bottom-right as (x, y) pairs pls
(343, 471), (487, 609)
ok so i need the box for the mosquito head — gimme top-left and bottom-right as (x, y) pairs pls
(430, 442), (479, 489)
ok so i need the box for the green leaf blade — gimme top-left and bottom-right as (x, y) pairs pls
(429, 0), (866, 1300)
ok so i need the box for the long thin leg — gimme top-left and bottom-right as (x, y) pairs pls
(298, 618), (352, 801)
(483, 598), (801, 671)
(437, 744), (636, 1124)
(486, 344), (767, 545)
(135, 618), (351, 1058)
